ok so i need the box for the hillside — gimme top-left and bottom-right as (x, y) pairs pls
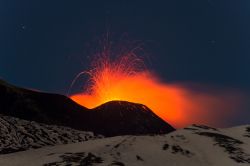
(0, 124), (249, 166)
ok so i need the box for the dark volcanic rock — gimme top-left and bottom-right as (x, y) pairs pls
(195, 131), (250, 163)
(91, 101), (175, 136)
(43, 152), (103, 166)
(0, 79), (175, 136)
(0, 114), (100, 154)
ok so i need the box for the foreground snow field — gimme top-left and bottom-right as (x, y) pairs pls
(1, 124), (249, 166)
(0, 114), (102, 154)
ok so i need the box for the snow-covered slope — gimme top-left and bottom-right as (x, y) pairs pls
(1, 124), (249, 166)
(0, 114), (102, 154)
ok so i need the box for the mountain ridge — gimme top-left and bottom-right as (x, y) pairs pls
(0, 114), (102, 154)
(0, 123), (249, 166)
(0, 79), (175, 136)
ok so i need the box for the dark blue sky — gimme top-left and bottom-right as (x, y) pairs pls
(0, 0), (250, 95)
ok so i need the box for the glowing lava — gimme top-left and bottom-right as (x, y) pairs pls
(70, 44), (242, 128)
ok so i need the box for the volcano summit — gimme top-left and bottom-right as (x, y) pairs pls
(0, 79), (175, 137)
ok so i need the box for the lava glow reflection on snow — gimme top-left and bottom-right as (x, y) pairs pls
(70, 45), (242, 128)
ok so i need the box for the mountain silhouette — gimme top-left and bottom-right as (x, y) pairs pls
(0, 79), (175, 136)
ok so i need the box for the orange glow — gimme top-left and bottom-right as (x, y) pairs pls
(71, 72), (188, 127)
(70, 47), (242, 128)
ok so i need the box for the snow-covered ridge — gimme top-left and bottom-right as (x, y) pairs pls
(1, 123), (249, 166)
(0, 114), (103, 154)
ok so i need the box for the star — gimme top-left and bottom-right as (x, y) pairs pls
(21, 25), (26, 30)
(210, 40), (216, 44)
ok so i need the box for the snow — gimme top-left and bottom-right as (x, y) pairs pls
(0, 124), (249, 166)
(0, 114), (103, 154)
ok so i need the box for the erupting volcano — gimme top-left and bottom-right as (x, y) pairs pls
(70, 41), (242, 128)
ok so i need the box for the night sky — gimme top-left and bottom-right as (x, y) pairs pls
(0, 1), (250, 124)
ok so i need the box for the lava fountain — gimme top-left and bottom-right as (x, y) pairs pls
(70, 41), (243, 128)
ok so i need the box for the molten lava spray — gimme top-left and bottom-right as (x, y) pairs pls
(70, 42), (243, 128)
